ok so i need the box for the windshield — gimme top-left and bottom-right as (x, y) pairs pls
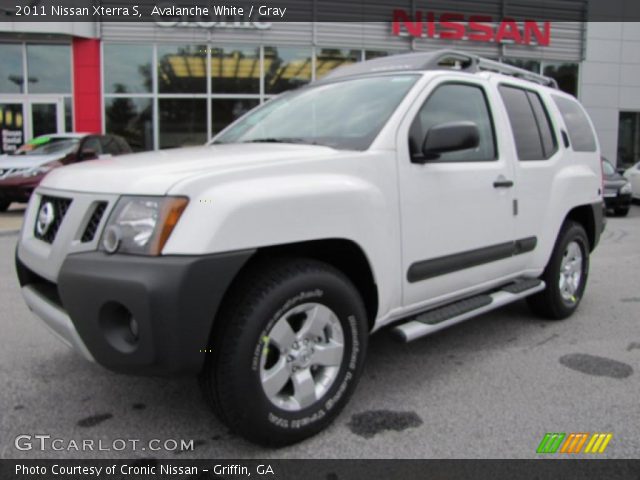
(602, 159), (615, 175)
(213, 75), (419, 150)
(13, 137), (79, 157)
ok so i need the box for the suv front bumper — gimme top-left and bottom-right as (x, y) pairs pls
(16, 249), (253, 376)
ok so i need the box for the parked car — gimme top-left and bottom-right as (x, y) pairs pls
(602, 157), (632, 216)
(623, 162), (640, 202)
(16, 51), (604, 446)
(0, 133), (131, 212)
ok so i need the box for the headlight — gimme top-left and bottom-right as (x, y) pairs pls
(620, 182), (632, 194)
(21, 162), (57, 177)
(101, 196), (188, 255)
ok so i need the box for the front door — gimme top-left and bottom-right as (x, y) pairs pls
(28, 98), (64, 139)
(397, 79), (518, 308)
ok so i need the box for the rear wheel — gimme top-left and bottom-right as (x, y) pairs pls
(200, 257), (368, 446)
(527, 221), (590, 320)
(0, 201), (10, 212)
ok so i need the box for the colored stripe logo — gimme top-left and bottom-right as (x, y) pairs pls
(537, 433), (612, 454)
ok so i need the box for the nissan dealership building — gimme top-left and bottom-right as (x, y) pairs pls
(0, 14), (639, 167)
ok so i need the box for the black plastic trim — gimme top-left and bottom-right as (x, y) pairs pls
(591, 201), (605, 249)
(54, 250), (254, 376)
(407, 236), (537, 283)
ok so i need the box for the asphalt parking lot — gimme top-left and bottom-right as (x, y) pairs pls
(1, 207), (639, 459)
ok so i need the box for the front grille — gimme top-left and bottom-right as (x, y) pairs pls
(81, 202), (107, 243)
(34, 195), (72, 244)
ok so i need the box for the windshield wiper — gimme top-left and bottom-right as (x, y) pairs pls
(243, 137), (309, 144)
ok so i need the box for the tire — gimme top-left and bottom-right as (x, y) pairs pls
(0, 201), (10, 212)
(527, 221), (590, 320)
(615, 207), (629, 217)
(200, 257), (369, 446)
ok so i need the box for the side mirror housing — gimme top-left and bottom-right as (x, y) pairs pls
(413, 121), (480, 163)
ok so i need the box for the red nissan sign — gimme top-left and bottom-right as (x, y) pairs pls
(391, 10), (551, 46)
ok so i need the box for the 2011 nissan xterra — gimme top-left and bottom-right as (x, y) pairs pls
(16, 51), (604, 446)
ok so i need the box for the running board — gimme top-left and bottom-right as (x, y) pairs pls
(392, 279), (546, 342)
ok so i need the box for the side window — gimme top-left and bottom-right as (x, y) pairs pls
(100, 136), (120, 155)
(552, 95), (597, 152)
(115, 136), (132, 154)
(79, 137), (102, 161)
(527, 92), (557, 158)
(409, 83), (497, 162)
(499, 85), (556, 161)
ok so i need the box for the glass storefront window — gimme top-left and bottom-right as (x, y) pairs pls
(365, 50), (391, 60)
(315, 48), (361, 79)
(501, 58), (541, 74)
(64, 97), (73, 132)
(0, 44), (24, 93)
(159, 99), (207, 149)
(104, 44), (152, 94)
(211, 98), (260, 136)
(211, 46), (260, 94)
(26, 44), (71, 94)
(105, 97), (153, 152)
(158, 45), (207, 94)
(264, 47), (312, 94)
(543, 62), (579, 96)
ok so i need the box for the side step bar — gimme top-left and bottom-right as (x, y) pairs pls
(392, 279), (545, 342)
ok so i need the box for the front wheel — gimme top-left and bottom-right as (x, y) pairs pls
(0, 200), (10, 212)
(527, 221), (590, 320)
(615, 207), (629, 217)
(200, 258), (368, 446)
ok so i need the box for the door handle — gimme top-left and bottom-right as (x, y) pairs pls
(493, 176), (514, 188)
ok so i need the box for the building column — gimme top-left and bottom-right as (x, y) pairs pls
(72, 37), (101, 133)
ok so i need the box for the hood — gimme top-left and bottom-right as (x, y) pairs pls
(40, 143), (339, 195)
(0, 152), (64, 170)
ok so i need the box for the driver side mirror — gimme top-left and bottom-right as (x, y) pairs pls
(413, 121), (480, 164)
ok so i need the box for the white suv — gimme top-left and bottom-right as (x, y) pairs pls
(16, 51), (604, 446)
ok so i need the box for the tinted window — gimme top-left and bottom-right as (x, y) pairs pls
(0, 44), (24, 93)
(100, 136), (120, 155)
(26, 44), (71, 94)
(552, 95), (597, 152)
(105, 97), (153, 152)
(527, 91), (557, 158)
(115, 136), (132, 154)
(410, 83), (496, 162)
(499, 86), (545, 160)
(103, 44), (152, 94)
(157, 45), (207, 94)
(211, 46), (260, 94)
(80, 137), (102, 159)
(264, 47), (312, 94)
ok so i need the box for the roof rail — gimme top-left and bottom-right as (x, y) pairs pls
(320, 50), (558, 89)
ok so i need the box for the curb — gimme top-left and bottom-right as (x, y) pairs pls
(0, 230), (19, 238)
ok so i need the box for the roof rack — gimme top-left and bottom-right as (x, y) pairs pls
(320, 50), (558, 89)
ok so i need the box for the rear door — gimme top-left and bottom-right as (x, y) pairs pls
(397, 78), (519, 308)
(494, 83), (561, 271)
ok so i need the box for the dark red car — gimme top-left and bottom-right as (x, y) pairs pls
(0, 133), (131, 211)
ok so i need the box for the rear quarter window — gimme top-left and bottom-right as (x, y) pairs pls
(552, 95), (597, 152)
